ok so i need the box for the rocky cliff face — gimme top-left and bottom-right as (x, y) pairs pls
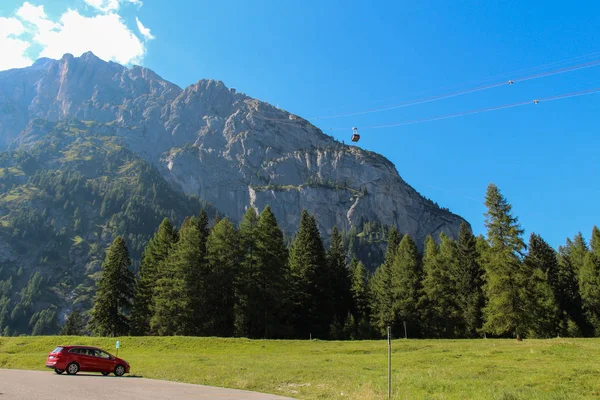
(0, 52), (468, 245)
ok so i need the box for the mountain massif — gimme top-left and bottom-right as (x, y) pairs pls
(0, 52), (468, 335)
(0, 52), (466, 240)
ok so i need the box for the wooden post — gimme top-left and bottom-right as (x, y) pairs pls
(387, 326), (391, 400)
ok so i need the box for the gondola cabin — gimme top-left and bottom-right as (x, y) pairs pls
(351, 127), (360, 142)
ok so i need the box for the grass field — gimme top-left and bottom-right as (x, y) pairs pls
(1, 336), (599, 399)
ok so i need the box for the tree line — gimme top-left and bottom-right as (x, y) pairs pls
(79, 183), (600, 339)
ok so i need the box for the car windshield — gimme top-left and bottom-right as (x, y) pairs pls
(51, 347), (63, 353)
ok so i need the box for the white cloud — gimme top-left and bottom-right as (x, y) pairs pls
(136, 17), (154, 40)
(83, 0), (142, 13)
(37, 10), (146, 65)
(16, 2), (57, 32)
(0, 17), (33, 70)
(0, 1), (155, 71)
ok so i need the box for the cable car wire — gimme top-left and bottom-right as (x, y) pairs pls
(308, 59), (600, 120)
(327, 87), (600, 131)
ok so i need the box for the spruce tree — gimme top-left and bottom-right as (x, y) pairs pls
(237, 207), (260, 337)
(421, 234), (460, 338)
(255, 205), (291, 338)
(455, 222), (484, 337)
(150, 214), (207, 336)
(569, 232), (590, 273)
(391, 234), (422, 337)
(349, 259), (371, 339)
(288, 210), (331, 339)
(327, 227), (352, 325)
(130, 218), (178, 335)
(205, 218), (242, 336)
(350, 258), (370, 319)
(579, 226), (600, 335)
(88, 237), (135, 337)
(419, 235), (439, 336)
(481, 183), (529, 338)
(369, 228), (401, 336)
(522, 233), (560, 337)
(556, 242), (589, 336)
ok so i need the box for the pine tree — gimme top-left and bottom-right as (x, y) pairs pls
(60, 310), (86, 335)
(327, 227), (352, 325)
(455, 222), (485, 337)
(569, 232), (590, 273)
(205, 218), (242, 336)
(420, 234), (460, 337)
(254, 205), (291, 338)
(579, 226), (600, 335)
(130, 218), (178, 335)
(88, 237), (135, 337)
(150, 213), (207, 336)
(556, 242), (588, 336)
(370, 228), (401, 337)
(391, 234), (422, 337)
(522, 233), (560, 337)
(419, 235), (439, 336)
(350, 259), (370, 319)
(288, 210), (331, 339)
(481, 183), (529, 338)
(236, 207), (260, 337)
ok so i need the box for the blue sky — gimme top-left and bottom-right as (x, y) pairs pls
(1, 0), (599, 249)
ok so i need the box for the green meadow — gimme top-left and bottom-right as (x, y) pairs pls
(1, 336), (599, 399)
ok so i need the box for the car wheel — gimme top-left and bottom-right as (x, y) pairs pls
(114, 365), (125, 377)
(54, 368), (64, 374)
(101, 372), (110, 376)
(66, 362), (79, 375)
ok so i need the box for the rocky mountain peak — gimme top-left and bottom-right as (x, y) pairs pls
(0, 53), (470, 246)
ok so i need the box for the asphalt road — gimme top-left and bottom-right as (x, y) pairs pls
(0, 369), (297, 400)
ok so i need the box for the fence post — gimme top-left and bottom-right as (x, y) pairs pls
(387, 326), (391, 400)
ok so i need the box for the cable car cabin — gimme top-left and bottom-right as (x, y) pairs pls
(351, 127), (360, 142)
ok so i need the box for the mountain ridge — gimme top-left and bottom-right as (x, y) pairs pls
(0, 52), (469, 244)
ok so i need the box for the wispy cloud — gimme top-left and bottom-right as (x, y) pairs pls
(136, 17), (154, 40)
(0, 1), (154, 71)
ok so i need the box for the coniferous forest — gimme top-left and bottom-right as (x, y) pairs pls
(74, 183), (600, 340)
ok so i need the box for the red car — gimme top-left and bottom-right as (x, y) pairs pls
(45, 345), (130, 376)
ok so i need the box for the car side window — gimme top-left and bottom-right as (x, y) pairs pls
(68, 348), (81, 354)
(97, 351), (111, 359)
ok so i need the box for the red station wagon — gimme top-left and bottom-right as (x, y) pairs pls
(45, 345), (130, 376)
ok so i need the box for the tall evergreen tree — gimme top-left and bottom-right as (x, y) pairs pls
(254, 205), (291, 338)
(420, 234), (461, 338)
(130, 218), (178, 335)
(556, 242), (589, 336)
(236, 207), (260, 337)
(88, 237), (135, 337)
(455, 222), (484, 337)
(579, 226), (600, 335)
(522, 233), (560, 337)
(350, 258), (370, 319)
(205, 218), (242, 336)
(569, 232), (590, 273)
(150, 214), (207, 336)
(481, 183), (529, 338)
(327, 227), (352, 325)
(419, 235), (440, 336)
(369, 228), (401, 336)
(288, 210), (332, 339)
(391, 234), (422, 337)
